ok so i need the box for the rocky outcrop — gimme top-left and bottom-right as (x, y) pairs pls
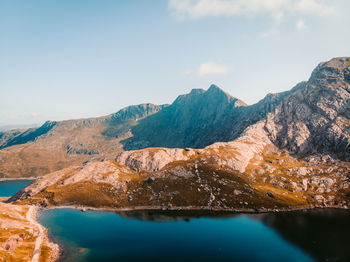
(115, 121), (272, 174)
(116, 148), (196, 172)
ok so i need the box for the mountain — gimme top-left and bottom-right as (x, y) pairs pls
(8, 57), (350, 212)
(2, 58), (349, 179)
(120, 84), (301, 150)
(0, 84), (294, 178)
(120, 84), (247, 149)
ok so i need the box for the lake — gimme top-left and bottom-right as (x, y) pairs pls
(1, 180), (349, 262)
(0, 179), (34, 197)
(39, 209), (350, 262)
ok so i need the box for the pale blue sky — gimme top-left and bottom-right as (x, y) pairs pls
(1, 0), (349, 125)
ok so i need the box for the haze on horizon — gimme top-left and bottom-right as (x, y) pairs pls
(1, 0), (349, 126)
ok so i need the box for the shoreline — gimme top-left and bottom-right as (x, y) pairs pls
(28, 205), (60, 262)
(0, 177), (37, 182)
(40, 203), (350, 215)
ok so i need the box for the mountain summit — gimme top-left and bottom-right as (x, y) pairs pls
(121, 84), (247, 149)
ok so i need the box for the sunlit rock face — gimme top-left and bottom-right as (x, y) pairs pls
(265, 57), (350, 161)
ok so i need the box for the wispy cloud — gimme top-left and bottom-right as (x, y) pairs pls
(261, 28), (279, 38)
(169, 0), (334, 20)
(296, 19), (307, 31)
(185, 62), (229, 77)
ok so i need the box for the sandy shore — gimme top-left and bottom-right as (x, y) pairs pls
(0, 201), (58, 262)
(27, 206), (45, 262)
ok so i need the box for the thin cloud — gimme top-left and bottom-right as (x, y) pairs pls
(296, 19), (307, 31)
(169, 0), (334, 20)
(185, 62), (229, 77)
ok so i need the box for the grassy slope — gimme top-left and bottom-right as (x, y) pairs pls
(15, 144), (350, 211)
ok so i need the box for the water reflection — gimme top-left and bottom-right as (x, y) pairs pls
(260, 210), (350, 262)
(116, 209), (350, 262)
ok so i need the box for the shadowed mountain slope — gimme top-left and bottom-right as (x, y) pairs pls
(0, 121), (57, 149)
(120, 84), (299, 150)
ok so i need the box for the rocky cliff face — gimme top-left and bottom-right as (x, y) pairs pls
(265, 57), (350, 161)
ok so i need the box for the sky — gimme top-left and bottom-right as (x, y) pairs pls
(0, 0), (349, 126)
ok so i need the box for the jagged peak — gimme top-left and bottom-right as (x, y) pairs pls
(309, 57), (350, 84)
(173, 84), (247, 107)
(206, 84), (229, 95)
(206, 84), (247, 106)
(319, 57), (350, 70)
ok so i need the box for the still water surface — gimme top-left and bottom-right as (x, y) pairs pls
(39, 209), (350, 262)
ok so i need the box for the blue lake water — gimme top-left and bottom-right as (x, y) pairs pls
(0, 179), (34, 197)
(1, 180), (349, 262)
(38, 209), (322, 262)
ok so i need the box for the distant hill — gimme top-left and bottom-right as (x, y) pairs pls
(0, 124), (38, 132)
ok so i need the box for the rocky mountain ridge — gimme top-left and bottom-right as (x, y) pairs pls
(0, 57), (349, 179)
(7, 57), (350, 212)
(0, 81), (302, 177)
(265, 57), (350, 161)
